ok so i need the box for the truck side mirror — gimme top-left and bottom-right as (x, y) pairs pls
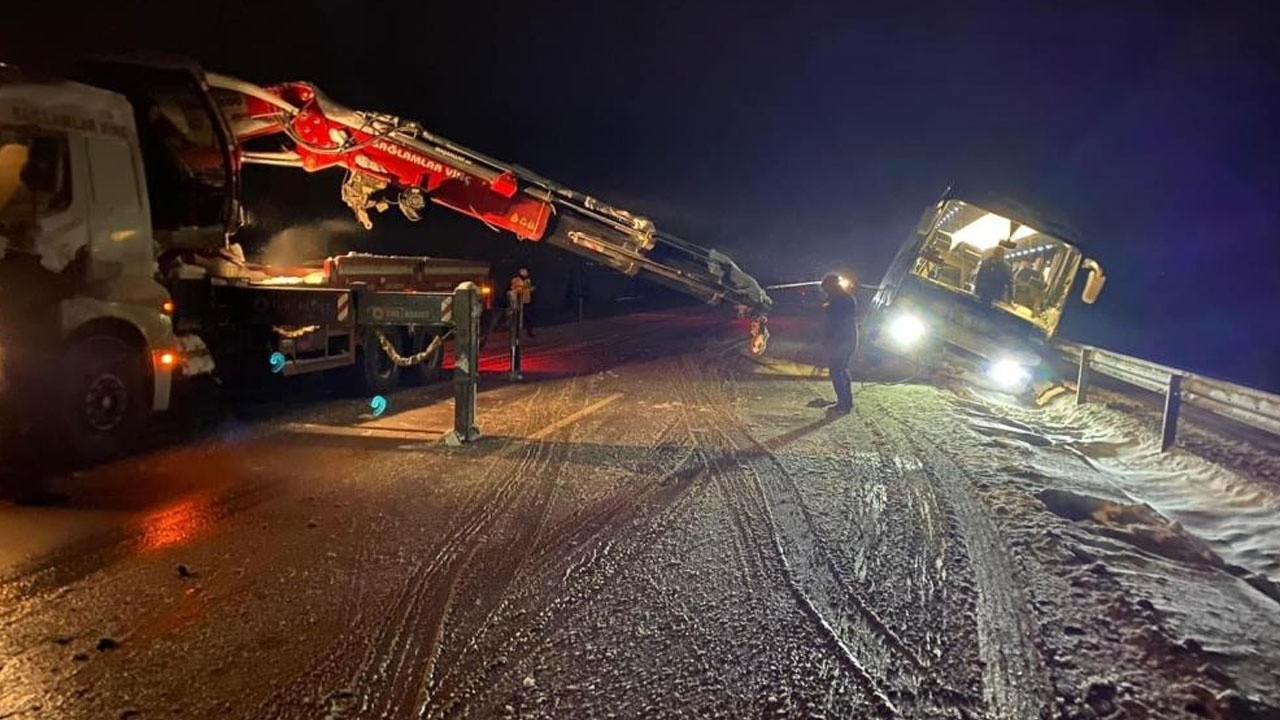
(1081, 258), (1105, 304)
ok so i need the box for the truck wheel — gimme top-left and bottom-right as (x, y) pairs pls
(60, 335), (148, 462)
(354, 326), (402, 396)
(406, 328), (444, 385)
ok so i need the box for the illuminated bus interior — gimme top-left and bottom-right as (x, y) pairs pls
(908, 200), (1082, 335)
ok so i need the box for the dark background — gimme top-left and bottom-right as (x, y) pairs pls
(5, 0), (1278, 389)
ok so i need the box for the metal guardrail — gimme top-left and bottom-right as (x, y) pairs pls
(1056, 340), (1280, 451)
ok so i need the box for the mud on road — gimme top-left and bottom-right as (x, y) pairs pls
(1, 311), (1277, 719)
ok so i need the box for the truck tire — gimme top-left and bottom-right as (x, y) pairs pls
(59, 335), (149, 462)
(353, 326), (402, 396)
(406, 327), (444, 385)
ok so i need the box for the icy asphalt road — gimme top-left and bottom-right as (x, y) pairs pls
(1, 310), (1278, 719)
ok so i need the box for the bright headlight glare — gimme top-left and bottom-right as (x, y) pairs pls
(887, 313), (927, 348)
(987, 358), (1031, 389)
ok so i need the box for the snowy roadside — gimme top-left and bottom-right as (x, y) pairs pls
(958, 386), (1280, 591)
(938, 385), (1280, 716)
(733, 337), (1280, 717)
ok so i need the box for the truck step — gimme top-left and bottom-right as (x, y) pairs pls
(282, 354), (354, 375)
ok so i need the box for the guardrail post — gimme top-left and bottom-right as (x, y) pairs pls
(1059, 339), (1280, 444)
(1161, 374), (1183, 452)
(1076, 348), (1094, 405)
(448, 283), (481, 445)
(508, 293), (524, 381)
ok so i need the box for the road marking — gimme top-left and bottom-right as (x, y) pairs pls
(279, 393), (622, 444)
(281, 422), (447, 441)
(528, 393), (624, 440)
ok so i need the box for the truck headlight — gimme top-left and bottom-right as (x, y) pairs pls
(887, 312), (927, 348)
(987, 358), (1032, 390)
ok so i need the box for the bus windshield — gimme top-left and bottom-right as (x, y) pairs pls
(908, 199), (1082, 335)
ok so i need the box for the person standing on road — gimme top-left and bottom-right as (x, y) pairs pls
(510, 267), (536, 338)
(820, 273), (858, 414)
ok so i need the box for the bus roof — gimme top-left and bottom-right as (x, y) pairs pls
(941, 186), (1086, 250)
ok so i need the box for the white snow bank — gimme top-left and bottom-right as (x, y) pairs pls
(960, 389), (1280, 584)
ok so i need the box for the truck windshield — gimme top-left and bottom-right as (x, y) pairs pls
(0, 129), (71, 251)
(908, 199), (1082, 335)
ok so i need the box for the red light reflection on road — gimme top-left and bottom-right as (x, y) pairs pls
(474, 350), (575, 374)
(443, 341), (580, 375)
(138, 496), (214, 552)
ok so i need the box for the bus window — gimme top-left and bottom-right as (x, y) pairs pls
(908, 200), (1081, 335)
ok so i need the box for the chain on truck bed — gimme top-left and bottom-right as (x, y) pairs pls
(268, 326), (444, 368)
(373, 329), (447, 368)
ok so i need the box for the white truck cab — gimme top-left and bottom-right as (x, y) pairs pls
(1, 70), (181, 458)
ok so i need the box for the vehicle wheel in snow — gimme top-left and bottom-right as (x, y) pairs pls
(59, 335), (149, 462)
(351, 326), (402, 396)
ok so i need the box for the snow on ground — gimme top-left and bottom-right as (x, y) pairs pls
(936, 385), (1280, 712)
(959, 386), (1280, 587)
(756, 325), (1280, 716)
(2, 310), (1279, 719)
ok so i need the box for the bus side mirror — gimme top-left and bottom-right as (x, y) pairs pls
(1081, 258), (1105, 304)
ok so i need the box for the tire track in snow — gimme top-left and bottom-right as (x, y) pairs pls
(871, 390), (1053, 719)
(360, 410), (553, 717)
(403, 380), (595, 714)
(418, 394), (610, 712)
(420, 385), (710, 717)
(425, 464), (709, 716)
(671, 357), (905, 717)
(259, 381), (580, 720)
(695, 353), (1000, 716)
(858, 416), (962, 671)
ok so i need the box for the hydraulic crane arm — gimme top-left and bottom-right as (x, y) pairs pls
(205, 73), (772, 353)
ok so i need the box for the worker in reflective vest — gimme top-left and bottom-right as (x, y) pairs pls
(509, 267), (536, 338)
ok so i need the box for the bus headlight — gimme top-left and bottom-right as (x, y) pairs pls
(887, 312), (927, 348)
(987, 358), (1032, 390)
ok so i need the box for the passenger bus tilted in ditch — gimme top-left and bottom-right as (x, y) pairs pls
(866, 191), (1106, 399)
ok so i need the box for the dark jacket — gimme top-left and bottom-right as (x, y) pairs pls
(823, 292), (858, 351)
(974, 258), (1012, 305)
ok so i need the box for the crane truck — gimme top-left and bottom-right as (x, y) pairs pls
(0, 55), (772, 461)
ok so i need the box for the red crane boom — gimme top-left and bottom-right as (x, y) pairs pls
(205, 72), (772, 353)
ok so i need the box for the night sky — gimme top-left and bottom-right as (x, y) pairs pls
(6, 1), (1278, 389)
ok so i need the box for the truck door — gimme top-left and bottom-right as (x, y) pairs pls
(73, 59), (240, 252)
(84, 135), (152, 274)
(0, 127), (87, 386)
